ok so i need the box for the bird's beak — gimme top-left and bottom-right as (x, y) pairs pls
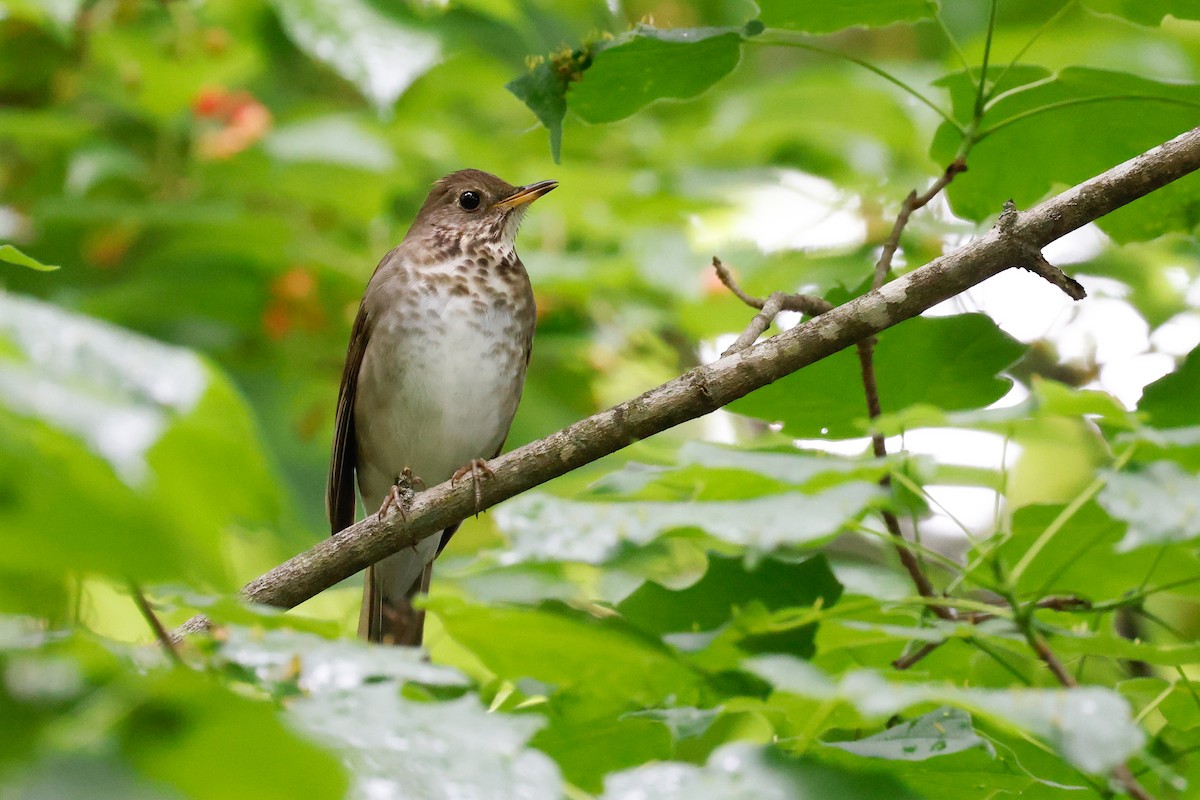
(496, 180), (558, 209)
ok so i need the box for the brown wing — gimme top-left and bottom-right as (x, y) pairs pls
(327, 301), (370, 536)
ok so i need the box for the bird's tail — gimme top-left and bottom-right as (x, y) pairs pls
(358, 560), (433, 645)
(357, 523), (461, 646)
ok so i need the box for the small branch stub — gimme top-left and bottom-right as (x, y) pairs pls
(999, 200), (1087, 301)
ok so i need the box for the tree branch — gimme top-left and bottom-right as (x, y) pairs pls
(175, 125), (1200, 638)
(855, 158), (972, 620)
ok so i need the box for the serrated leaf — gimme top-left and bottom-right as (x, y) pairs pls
(493, 483), (882, 564)
(934, 67), (1200, 242)
(217, 627), (559, 800)
(676, 441), (892, 487)
(756, 0), (939, 32)
(0, 243), (59, 271)
(729, 313), (1025, 438)
(217, 627), (468, 693)
(826, 706), (991, 761)
(429, 598), (704, 705)
(293, 688), (559, 800)
(568, 27), (743, 125)
(618, 554), (842, 654)
(602, 742), (922, 799)
(749, 657), (1144, 775)
(1098, 461), (1200, 550)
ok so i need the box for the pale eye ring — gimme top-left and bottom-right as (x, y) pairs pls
(459, 190), (481, 211)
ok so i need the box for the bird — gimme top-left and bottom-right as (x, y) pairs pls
(327, 169), (556, 645)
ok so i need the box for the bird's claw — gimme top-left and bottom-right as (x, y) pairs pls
(376, 467), (423, 523)
(451, 458), (494, 516)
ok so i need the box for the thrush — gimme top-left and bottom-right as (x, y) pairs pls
(327, 169), (556, 645)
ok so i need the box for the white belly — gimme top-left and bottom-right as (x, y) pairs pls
(353, 291), (528, 510)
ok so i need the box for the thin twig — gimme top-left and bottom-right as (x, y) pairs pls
(128, 580), (184, 666)
(1016, 606), (1155, 799)
(892, 639), (946, 670)
(872, 159), (968, 289)
(854, 158), (968, 621)
(1113, 765), (1155, 800)
(1028, 630), (1076, 686)
(711, 259), (833, 356)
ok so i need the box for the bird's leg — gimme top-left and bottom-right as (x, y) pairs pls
(376, 467), (424, 524)
(451, 458), (494, 515)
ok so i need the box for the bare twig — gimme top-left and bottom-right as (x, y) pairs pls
(855, 159), (969, 620)
(892, 639), (946, 670)
(172, 126), (1200, 640)
(1016, 608), (1154, 799)
(872, 158), (968, 289)
(128, 580), (184, 666)
(1113, 765), (1155, 800)
(711, 259), (832, 356)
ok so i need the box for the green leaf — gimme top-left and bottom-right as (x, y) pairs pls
(729, 314), (1025, 438)
(217, 627), (469, 692)
(296, 691), (560, 799)
(676, 441), (892, 489)
(825, 706), (992, 761)
(986, 501), (1200, 598)
(118, 669), (348, 800)
(217, 627), (559, 800)
(0, 243), (59, 271)
(0, 293), (280, 600)
(1081, 0), (1200, 25)
(493, 483), (882, 563)
(269, 0), (440, 113)
(1141, 345), (1200, 428)
(1120, 678), (1200, 730)
(1052, 631), (1200, 666)
(429, 597), (705, 705)
(619, 554), (842, 661)
(534, 702), (672, 793)
(935, 67), (1200, 242)
(1098, 461), (1200, 550)
(749, 657), (1144, 774)
(602, 742), (923, 799)
(506, 62), (568, 162)
(755, 0), (939, 32)
(568, 27), (744, 125)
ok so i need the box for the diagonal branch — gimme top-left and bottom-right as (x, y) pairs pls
(175, 125), (1200, 638)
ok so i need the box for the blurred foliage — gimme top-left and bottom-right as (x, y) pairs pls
(4, 0), (1200, 797)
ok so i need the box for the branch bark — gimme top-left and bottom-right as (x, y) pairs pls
(176, 125), (1200, 637)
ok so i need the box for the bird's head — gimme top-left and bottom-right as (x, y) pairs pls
(411, 169), (557, 252)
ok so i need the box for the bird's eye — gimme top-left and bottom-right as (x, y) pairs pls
(458, 191), (481, 211)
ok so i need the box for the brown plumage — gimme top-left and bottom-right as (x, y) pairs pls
(327, 169), (556, 644)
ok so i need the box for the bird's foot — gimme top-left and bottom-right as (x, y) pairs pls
(451, 458), (494, 515)
(376, 467), (424, 523)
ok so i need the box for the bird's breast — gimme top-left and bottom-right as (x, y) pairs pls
(353, 263), (534, 506)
